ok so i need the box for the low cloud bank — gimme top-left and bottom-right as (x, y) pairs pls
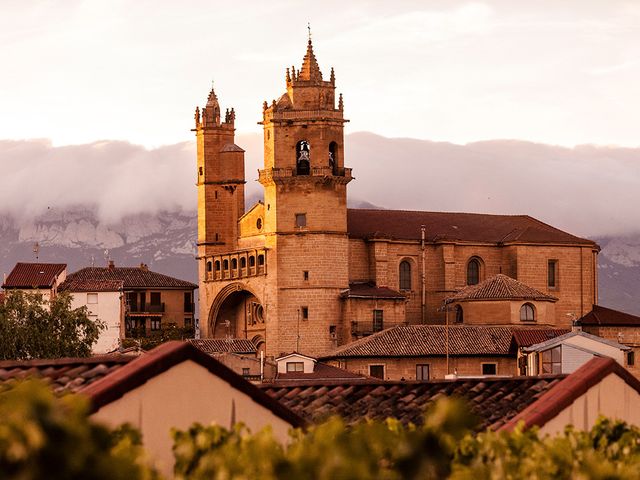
(1, 133), (638, 237)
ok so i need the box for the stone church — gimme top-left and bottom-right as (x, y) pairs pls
(195, 38), (599, 358)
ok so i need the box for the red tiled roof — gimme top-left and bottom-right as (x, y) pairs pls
(0, 355), (134, 394)
(347, 209), (598, 247)
(578, 305), (640, 326)
(500, 356), (640, 431)
(275, 363), (370, 383)
(511, 329), (571, 348)
(321, 325), (518, 359)
(64, 266), (197, 290)
(59, 278), (124, 292)
(448, 274), (557, 303)
(0, 342), (304, 428)
(188, 338), (257, 355)
(2, 263), (67, 289)
(261, 375), (564, 430)
(341, 283), (407, 300)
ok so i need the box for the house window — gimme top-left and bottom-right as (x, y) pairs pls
(452, 304), (463, 324)
(256, 218), (263, 230)
(184, 292), (192, 312)
(258, 255), (265, 266)
(199, 167), (203, 176)
(231, 258), (238, 270)
(150, 318), (161, 331)
(416, 364), (430, 380)
(215, 260), (221, 271)
(467, 258), (481, 285)
(520, 303), (536, 322)
(542, 346), (562, 374)
(369, 365), (385, 379)
(303, 270), (309, 281)
(184, 317), (192, 328)
(295, 213), (307, 228)
(373, 309), (384, 332)
(206, 261), (212, 272)
(399, 260), (411, 291)
(301, 306), (309, 320)
(150, 292), (161, 305)
(548, 260), (558, 288)
(329, 141), (338, 173)
(87, 293), (98, 304)
(223, 259), (229, 270)
(628, 351), (635, 367)
(286, 362), (304, 372)
(242, 368), (250, 376)
(481, 363), (497, 376)
(240, 257), (247, 269)
(249, 256), (255, 267)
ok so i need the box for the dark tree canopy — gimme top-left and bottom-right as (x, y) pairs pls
(0, 291), (105, 360)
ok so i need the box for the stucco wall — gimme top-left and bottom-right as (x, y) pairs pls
(538, 373), (640, 436)
(90, 360), (295, 475)
(70, 290), (122, 354)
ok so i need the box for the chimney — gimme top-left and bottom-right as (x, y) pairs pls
(139, 263), (148, 271)
(108, 260), (115, 270)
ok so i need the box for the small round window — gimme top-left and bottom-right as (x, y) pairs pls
(256, 218), (263, 230)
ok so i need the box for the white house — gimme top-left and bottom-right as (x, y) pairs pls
(59, 278), (124, 354)
(1, 262), (67, 304)
(523, 330), (631, 375)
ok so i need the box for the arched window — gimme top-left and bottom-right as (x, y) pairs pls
(520, 303), (536, 322)
(467, 258), (481, 285)
(231, 258), (237, 270)
(223, 259), (229, 270)
(296, 140), (310, 175)
(215, 260), (220, 271)
(249, 256), (256, 267)
(399, 260), (412, 291)
(240, 257), (246, 269)
(455, 305), (464, 324)
(329, 141), (338, 174)
(206, 261), (212, 272)
(258, 254), (265, 266)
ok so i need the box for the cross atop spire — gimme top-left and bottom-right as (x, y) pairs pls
(307, 22), (312, 43)
(298, 32), (322, 82)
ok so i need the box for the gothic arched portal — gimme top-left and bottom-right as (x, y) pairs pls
(208, 283), (264, 339)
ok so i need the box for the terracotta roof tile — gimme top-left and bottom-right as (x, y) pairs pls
(578, 305), (640, 326)
(448, 275), (557, 303)
(261, 375), (565, 430)
(64, 266), (197, 290)
(59, 278), (124, 292)
(275, 363), (369, 383)
(188, 339), (257, 354)
(347, 209), (597, 247)
(341, 283), (407, 299)
(2, 263), (66, 289)
(511, 329), (571, 347)
(322, 325), (518, 359)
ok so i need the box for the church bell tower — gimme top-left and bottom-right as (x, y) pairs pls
(258, 36), (353, 356)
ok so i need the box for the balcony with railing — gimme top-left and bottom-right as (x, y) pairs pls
(258, 166), (352, 185)
(204, 248), (267, 283)
(351, 320), (408, 338)
(126, 302), (165, 315)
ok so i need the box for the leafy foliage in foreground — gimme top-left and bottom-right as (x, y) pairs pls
(0, 379), (158, 480)
(173, 399), (640, 480)
(0, 290), (105, 359)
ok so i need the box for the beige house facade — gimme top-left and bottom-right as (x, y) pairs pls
(196, 38), (599, 359)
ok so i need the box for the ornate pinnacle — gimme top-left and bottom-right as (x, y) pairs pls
(230, 108), (235, 122)
(338, 93), (344, 111)
(330, 67), (335, 85)
(194, 106), (200, 126)
(286, 67), (291, 84)
(263, 101), (268, 112)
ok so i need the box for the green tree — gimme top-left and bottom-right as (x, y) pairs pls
(0, 379), (160, 479)
(0, 290), (105, 360)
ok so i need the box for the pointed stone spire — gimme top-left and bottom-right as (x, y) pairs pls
(330, 67), (335, 85)
(298, 37), (323, 82)
(204, 84), (221, 126)
(338, 93), (344, 111)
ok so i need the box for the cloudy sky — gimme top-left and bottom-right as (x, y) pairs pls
(1, 1), (639, 238)
(2, 0), (639, 147)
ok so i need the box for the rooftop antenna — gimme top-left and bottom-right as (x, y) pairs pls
(104, 249), (110, 262)
(33, 242), (40, 261)
(91, 255), (95, 267)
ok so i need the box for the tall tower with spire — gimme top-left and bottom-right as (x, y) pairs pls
(258, 36), (353, 355)
(194, 87), (245, 259)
